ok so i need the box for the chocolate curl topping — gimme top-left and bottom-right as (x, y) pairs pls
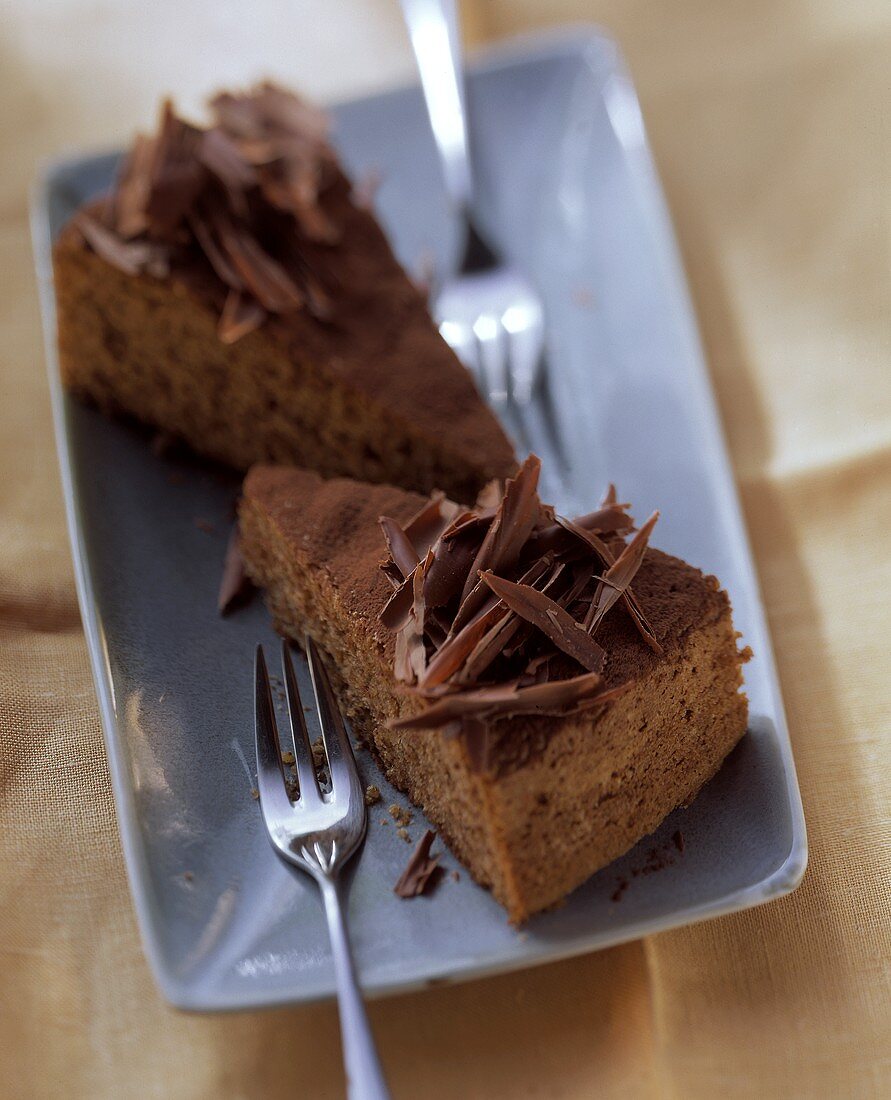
(585, 512), (660, 637)
(480, 572), (606, 674)
(394, 830), (442, 898)
(218, 290), (266, 345)
(73, 213), (169, 279)
(77, 83), (342, 341)
(377, 458), (663, 767)
(391, 677), (631, 730)
(379, 515), (420, 578)
(394, 551), (432, 684)
(460, 455), (542, 603)
(556, 515), (663, 654)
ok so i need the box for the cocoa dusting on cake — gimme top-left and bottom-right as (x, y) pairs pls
(72, 86), (340, 345)
(378, 455), (663, 769)
(394, 830), (442, 898)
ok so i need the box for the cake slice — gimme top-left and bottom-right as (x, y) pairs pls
(52, 84), (516, 501)
(239, 457), (749, 922)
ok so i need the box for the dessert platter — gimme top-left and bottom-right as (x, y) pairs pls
(33, 30), (805, 1009)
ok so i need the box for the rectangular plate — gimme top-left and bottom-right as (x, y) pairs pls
(33, 28), (806, 1010)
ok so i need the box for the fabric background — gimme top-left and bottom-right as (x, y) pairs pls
(1, 1), (888, 1096)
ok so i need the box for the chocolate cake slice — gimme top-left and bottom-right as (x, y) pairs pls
(239, 457), (749, 922)
(52, 84), (516, 501)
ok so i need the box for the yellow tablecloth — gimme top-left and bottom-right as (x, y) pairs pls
(1, 2), (888, 1096)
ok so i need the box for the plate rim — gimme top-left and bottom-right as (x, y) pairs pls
(30, 24), (807, 1012)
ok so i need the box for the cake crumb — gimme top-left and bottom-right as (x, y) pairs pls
(380, 818), (389, 826)
(364, 785), (381, 806)
(389, 804), (412, 827)
(194, 517), (215, 535)
(611, 877), (629, 903)
(281, 750), (295, 765)
(397, 827), (411, 843)
(571, 284), (596, 309)
(250, 787), (259, 800)
(451, 870), (460, 882)
(183, 870), (194, 882)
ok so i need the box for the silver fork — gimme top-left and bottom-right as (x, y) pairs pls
(255, 638), (391, 1100)
(400, 0), (546, 410)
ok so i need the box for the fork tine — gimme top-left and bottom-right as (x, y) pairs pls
(254, 645), (295, 820)
(440, 318), (482, 391)
(472, 314), (506, 406)
(305, 636), (359, 796)
(281, 640), (323, 805)
(501, 301), (544, 406)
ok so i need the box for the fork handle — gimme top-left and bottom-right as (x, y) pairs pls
(400, 0), (473, 213)
(319, 876), (391, 1100)
(400, 0), (498, 274)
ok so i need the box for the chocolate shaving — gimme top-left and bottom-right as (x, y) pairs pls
(419, 598), (506, 689)
(210, 207), (304, 312)
(574, 503), (635, 534)
(144, 102), (207, 236)
(197, 128), (257, 211)
(113, 133), (155, 238)
(556, 515), (663, 654)
(377, 454), (663, 767)
(218, 289), (266, 344)
(423, 514), (493, 610)
(455, 609), (521, 686)
(379, 571), (417, 632)
(76, 83), (342, 342)
(402, 493), (463, 558)
(585, 512), (660, 636)
(480, 572), (606, 674)
(394, 552), (430, 684)
(218, 528), (255, 614)
(459, 455), (541, 607)
(73, 212), (168, 278)
(392, 676), (631, 730)
(394, 830), (441, 898)
(379, 515), (420, 578)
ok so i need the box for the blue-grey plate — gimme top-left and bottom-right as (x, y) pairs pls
(32, 27), (806, 1011)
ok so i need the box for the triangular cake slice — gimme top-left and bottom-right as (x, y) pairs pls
(52, 84), (516, 501)
(239, 458), (749, 922)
